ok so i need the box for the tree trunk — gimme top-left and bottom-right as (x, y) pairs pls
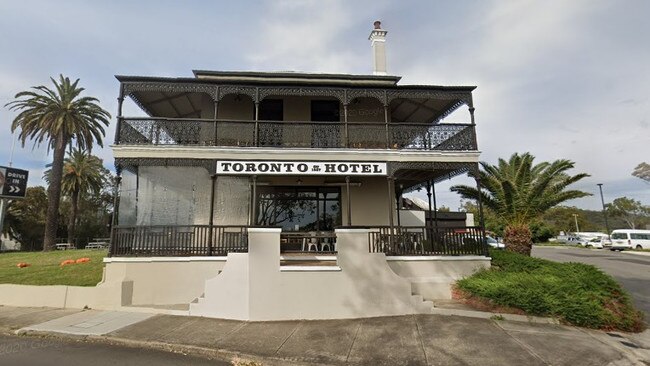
(42, 135), (67, 251)
(67, 188), (79, 247)
(503, 223), (532, 256)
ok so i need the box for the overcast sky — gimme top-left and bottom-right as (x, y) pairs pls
(0, 0), (648, 210)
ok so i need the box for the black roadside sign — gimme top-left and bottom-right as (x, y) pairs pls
(0, 166), (29, 199)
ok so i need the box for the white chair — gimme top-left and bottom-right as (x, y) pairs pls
(320, 237), (332, 252)
(302, 232), (319, 251)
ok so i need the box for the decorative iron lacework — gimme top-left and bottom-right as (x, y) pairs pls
(120, 82), (473, 109)
(115, 158), (215, 173)
(432, 125), (477, 151)
(117, 118), (478, 151)
(217, 85), (257, 102)
(346, 89), (387, 105)
(259, 87), (346, 103)
(389, 161), (480, 193)
(386, 90), (473, 106)
(119, 118), (216, 146)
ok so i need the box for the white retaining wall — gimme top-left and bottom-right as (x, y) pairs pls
(0, 229), (490, 319)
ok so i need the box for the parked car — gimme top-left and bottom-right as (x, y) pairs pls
(600, 237), (613, 248)
(564, 236), (585, 246)
(610, 229), (650, 251)
(583, 237), (606, 249)
(485, 236), (505, 250)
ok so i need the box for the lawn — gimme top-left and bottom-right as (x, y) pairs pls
(0, 249), (108, 287)
(456, 249), (645, 332)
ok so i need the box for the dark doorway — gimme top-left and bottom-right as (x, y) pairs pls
(259, 99), (283, 121)
(311, 100), (341, 148)
(258, 99), (283, 146)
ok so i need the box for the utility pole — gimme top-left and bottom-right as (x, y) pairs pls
(597, 183), (611, 239)
(572, 214), (580, 233)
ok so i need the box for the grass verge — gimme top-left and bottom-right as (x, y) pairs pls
(456, 249), (645, 332)
(0, 249), (107, 286)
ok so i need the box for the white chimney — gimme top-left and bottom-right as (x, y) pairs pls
(369, 20), (388, 75)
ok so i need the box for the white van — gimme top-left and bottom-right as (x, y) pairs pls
(610, 229), (650, 250)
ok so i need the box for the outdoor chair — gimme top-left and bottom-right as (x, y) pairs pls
(320, 232), (334, 251)
(302, 232), (319, 251)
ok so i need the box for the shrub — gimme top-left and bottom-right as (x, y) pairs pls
(456, 250), (645, 332)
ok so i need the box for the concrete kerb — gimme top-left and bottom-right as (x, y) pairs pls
(14, 329), (327, 366)
(430, 306), (560, 325)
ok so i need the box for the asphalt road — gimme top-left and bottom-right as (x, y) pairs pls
(0, 335), (230, 366)
(533, 246), (650, 319)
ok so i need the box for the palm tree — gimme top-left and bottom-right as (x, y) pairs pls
(45, 150), (107, 246)
(5, 75), (110, 251)
(451, 153), (591, 255)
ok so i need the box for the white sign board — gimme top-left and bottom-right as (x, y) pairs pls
(216, 161), (387, 176)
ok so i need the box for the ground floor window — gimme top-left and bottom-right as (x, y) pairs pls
(256, 186), (341, 231)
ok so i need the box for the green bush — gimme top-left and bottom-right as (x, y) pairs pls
(456, 250), (645, 332)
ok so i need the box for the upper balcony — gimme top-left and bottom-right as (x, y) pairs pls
(114, 71), (479, 152)
(116, 118), (477, 151)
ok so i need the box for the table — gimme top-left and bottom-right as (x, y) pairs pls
(55, 243), (74, 250)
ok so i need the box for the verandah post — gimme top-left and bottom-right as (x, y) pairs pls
(387, 176), (395, 250)
(213, 89), (219, 146)
(114, 83), (125, 145)
(426, 180), (433, 251)
(431, 177), (440, 253)
(343, 103), (349, 148)
(383, 90), (390, 149)
(475, 176), (488, 256)
(395, 184), (402, 227)
(208, 174), (217, 256)
(345, 176), (352, 226)
(250, 175), (258, 225)
(254, 88), (260, 147)
(109, 173), (122, 257)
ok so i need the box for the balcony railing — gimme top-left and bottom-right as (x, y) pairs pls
(116, 117), (477, 151)
(110, 225), (248, 257)
(368, 226), (488, 256)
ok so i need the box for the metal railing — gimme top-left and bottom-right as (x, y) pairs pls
(116, 117), (477, 151)
(368, 226), (488, 256)
(110, 225), (248, 257)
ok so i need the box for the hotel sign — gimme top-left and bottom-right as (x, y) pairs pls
(217, 161), (387, 176)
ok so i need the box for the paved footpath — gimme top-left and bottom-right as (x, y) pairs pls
(1, 305), (649, 365)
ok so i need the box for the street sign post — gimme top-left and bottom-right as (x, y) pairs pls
(0, 166), (28, 246)
(0, 166), (29, 199)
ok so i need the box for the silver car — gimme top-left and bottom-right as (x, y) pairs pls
(486, 236), (505, 250)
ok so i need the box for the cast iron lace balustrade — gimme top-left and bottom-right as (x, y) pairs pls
(117, 117), (477, 151)
(110, 225), (248, 257)
(368, 226), (488, 256)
